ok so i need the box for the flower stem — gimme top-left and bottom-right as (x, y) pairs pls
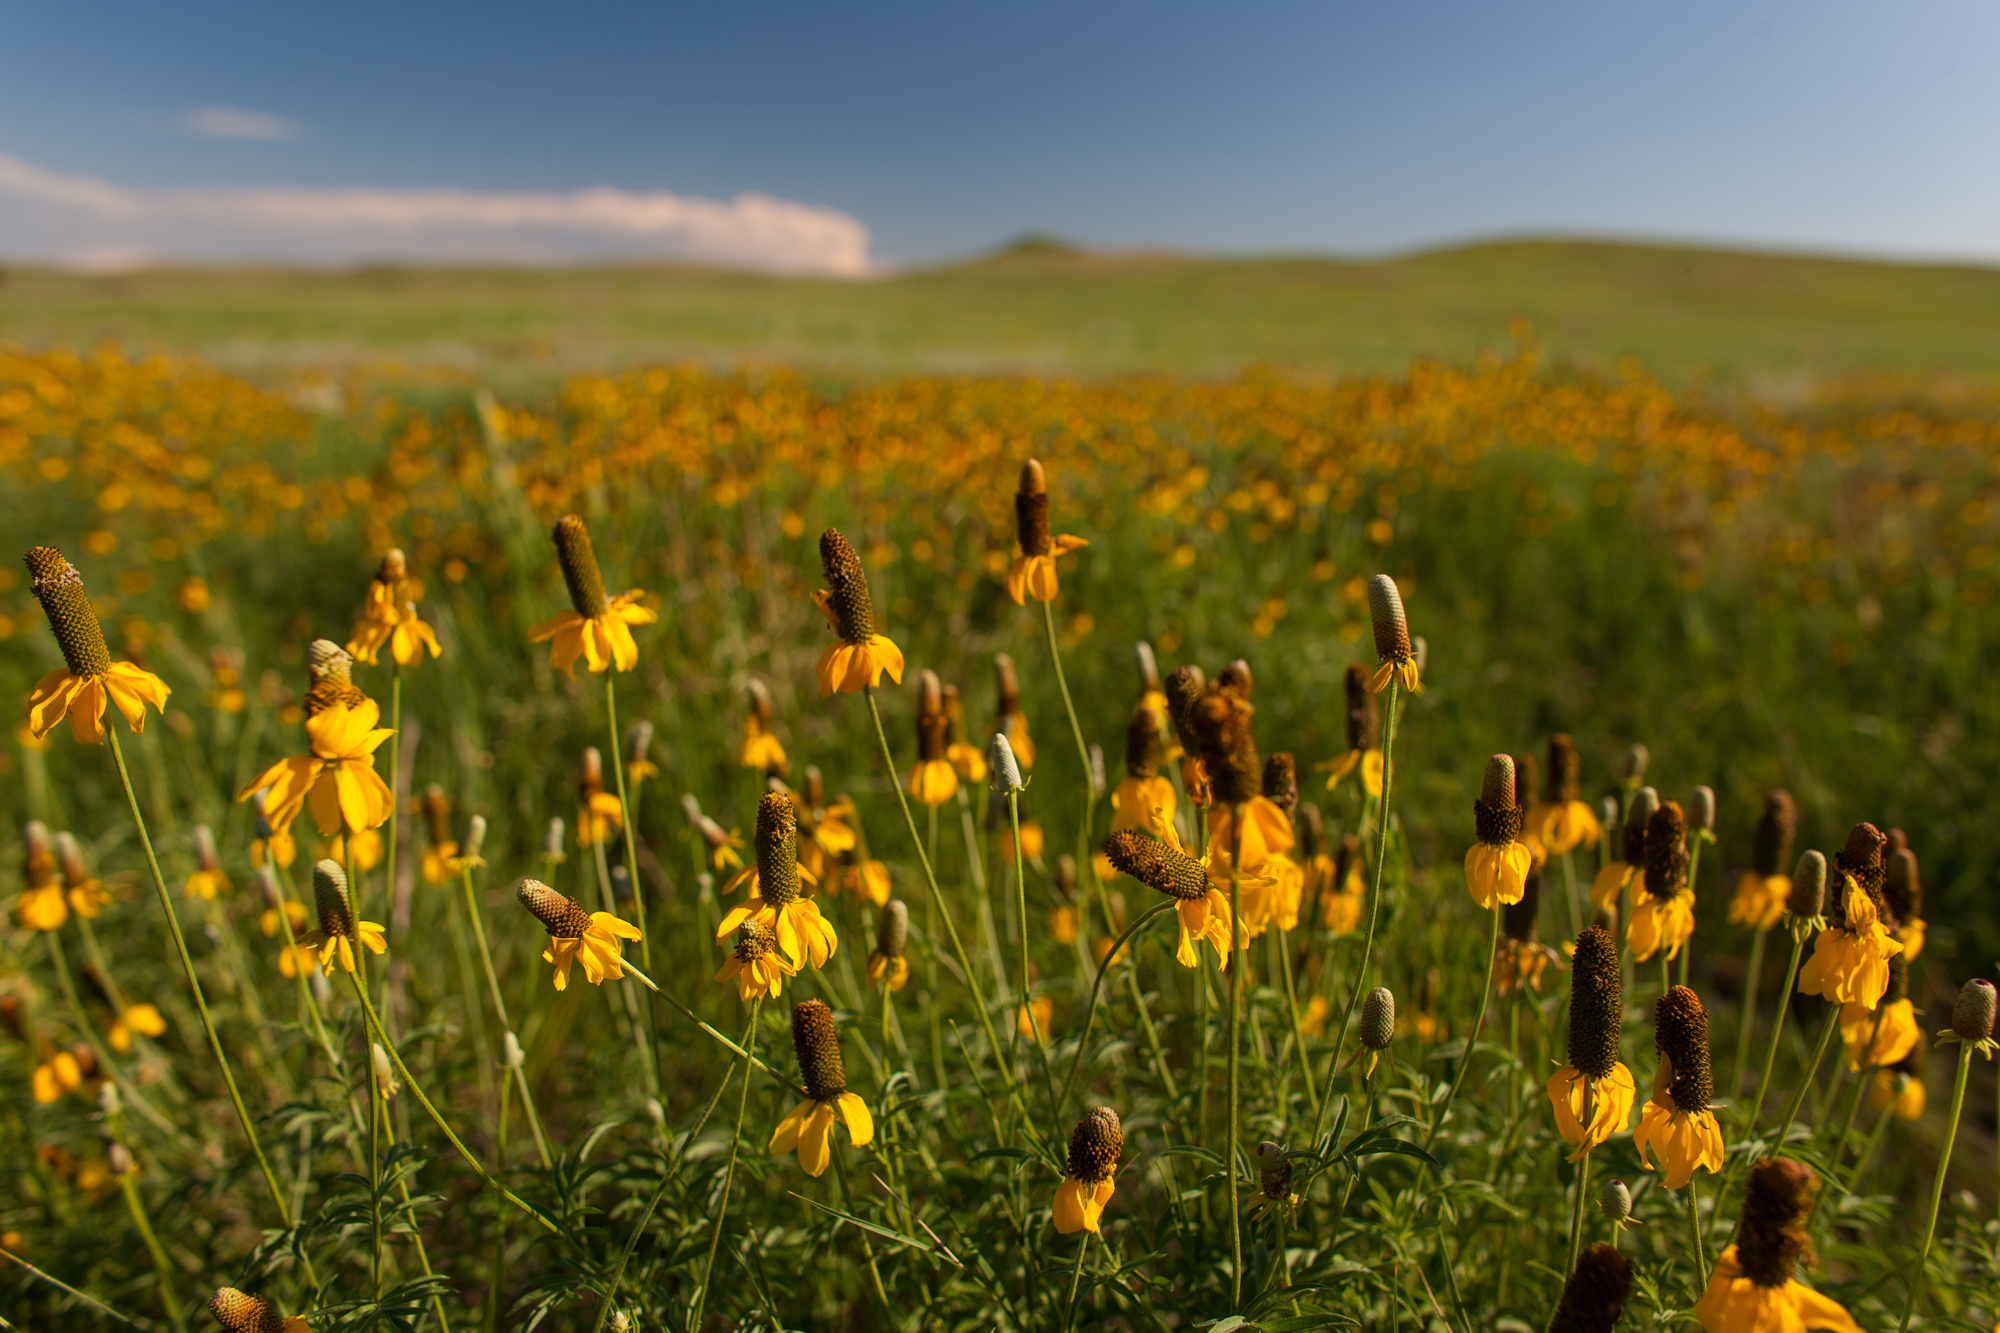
(1062, 1229), (1091, 1330)
(1683, 1175), (1709, 1291)
(1226, 804), (1244, 1311)
(457, 862), (553, 1168)
(1274, 925), (1319, 1123)
(1055, 904), (1175, 1113)
(1009, 790), (1057, 1114)
(1743, 932), (1807, 1129)
(863, 685), (1011, 1088)
(1564, 1080), (1597, 1275)
(382, 665), (400, 929)
(1768, 1005), (1841, 1151)
(1729, 927), (1769, 1101)
(104, 729), (301, 1264)
(113, 1153), (186, 1333)
(1427, 902), (1499, 1150)
(1310, 678), (1400, 1152)
(1899, 1044), (1973, 1331)
(603, 673), (650, 969)
(1039, 598), (1099, 928)
(1830, 1007), (1888, 1166)
(688, 996), (761, 1333)
(1560, 848), (1582, 942)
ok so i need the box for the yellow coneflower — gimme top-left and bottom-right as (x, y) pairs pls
(22, 546), (171, 744)
(276, 943), (320, 980)
(1256, 754), (1305, 932)
(812, 529), (905, 696)
(718, 793), (836, 969)
(323, 828), (383, 872)
(865, 899), (911, 992)
(740, 680), (788, 775)
(1628, 800), (1695, 962)
(574, 747), (624, 847)
(1694, 1159), (1859, 1333)
(1316, 833), (1365, 935)
(1550, 1243), (1635, 1333)
(1163, 664), (1207, 805)
(842, 857), (892, 906)
(184, 824), (231, 900)
(989, 652), (1035, 769)
(345, 548), (441, 669)
(1189, 679), (1289, 934)
(1465, 754), (1532, 910)
(208, 1285), (312, 1332)
(1365, 574), (1420, 694)
(259, 899), (309, 939)
(517, 877), (643, 991)
(303, 860), (387, 975)
(1590, 786), (1656, 912)
(941, 683), (988, 781)
(793, 769), (856, 880)
(714, 920), (798, 1001)
(1318, 664), (1385, 796)
(1729, 791), (1795, 933)
(1796, 824), (1902, 1008)
(683, 795), (747, 872)
(206, 646), (247, 713)
(1052, 1106), (1122, 1233)
(235, 643), (395, 838)
(1634, 986), (1726, 1189)
(906, 670), (959, 806)
(15, 820), (66, 931)
(1495, 861), (1560, 995)
(1007, 459), (1089, 605)
(770, 999), (873, 1177)
(31, 1046), (86, 1103)
(1868, 1065), (1925, 1120)
(528, 514), (657, 678)
(45, 831), (107, 920)
(107, 1003), (165, 1053)
(1109, 700), (1176, 834)
(1839, 953), (1918, 1072)
(1547, 926), (1635, 1160)
(1017, 995), (1054, 1041)
(1884, 843), (1925, 962)
(1103, 807), (1271, 970)
(625, 719), (661, 784)
(417, 785), (466, 885)
(1532, 733), (1604, 858)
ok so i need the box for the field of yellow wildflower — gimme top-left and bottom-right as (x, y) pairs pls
(4, 330), (2000, 1331)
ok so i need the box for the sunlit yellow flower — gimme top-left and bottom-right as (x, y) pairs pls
(740, 681), (788, 774)
(1693, 1159), (1859, 1333)
(574, 748), (624, 846)
(416, 785), (471, 884)
(1017, 996), (1054, 1042)
(206, 646), (247, 713)
(208, 1286), (313, 1333)
(528, 515), (656, 678)
(1798, 881), (1901, 1009)
(625, 719), (660, 784)
(1525, 734), (1599, 857)
(1633, 988), (1726, 1189)
(1048, 903), (1079, 945)
(813, 530), (904, 696)
(1547, 927), (1634, 1160)
(1007, 459), (1090, 604)
(1364, 575), (1419, 693)
(517, 878), (643, 991)
(1111, 776), (1175, 834)
(277, 943), (320, 979)
(322, 829), (383, 872)
(107, 1004), (165, 1053)
(715, 920), (799, 1000)
(1868, 1068), (1925, 1119)
(1205, 795), (1294, 872)
(718, 794), (837, 969)
(906, 670), (959, 806)
(32, 1049), (84, 1102)
(771, 999), (873, 1177)
(1884, 844), (1925, 962)
(303, 860), (387, 975)
(16, 887), (66, 932)
(1464, 756), (1531, 910)
(1103, 807), (1271, 970)
(183, 824), (230, 900)
(22, 547), (172, 744)
(260, 899), (309, 938)
(345, 549), (442, 668)
(1000, 820), (1045, 865)
(1840, 997), (1918, 1073)
(1052, 1106), (1122, 1233)
(236, 646), (395, 837)
(1729, 791), (1797, 933)
(794, 779), (854, 881)
(943, 683), (988, 782)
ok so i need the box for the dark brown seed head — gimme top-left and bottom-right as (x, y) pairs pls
(1217, 659), (1253, 700)
(792, 998), (847, 1102)
(1366, 574), (1412, 664)
(1065, 1106), (1123, 1184)
(1163, 665), (1206, 751)
(1342, 663), (1379, 751)
(1015, 459), (1052, 558)
(552, 514), (611, 619)
(1567, 927), (1621, 1079)
(1735, 1158), (1817, 1288)
(1261, 754), (1298, 823)
(993, 652), (1022, 713)
(1474, 754), (1524, 848)
(304, 640), (364, 717)
(915, 670), (948, 763)
(1360, 987), (1396, 1050)
(1885, 847), (1922, 925)
(1548, 1244), (1635, 1333)
(803, 765), (825, 811)
(1191, 686), (1260, 806)
(1641, 801), (1689, 903)
(1547, 733), (1582, 803)
(26, 546), (111, 677)
(208, 1287), (286, 1333)
(1296, 802), (1323, 860)
(1512, 752), (1542, 809)
(1753, 791), (1797, 877)
(312, 860), (356, 942)
(1887, 827), (1908, 854)
(734, 920), (778, 965)
(1620, 787), (1658, 865)
(1885, 951), (1909, 1005)
(1104, 830), (1210, 902)
(1503, 862), (1542, 942)
(875, 900), (908, 958)
(819, 529), (877, 643)
(1655, 986), (1713, 1115)
(1124, 702), (1164, 779)
(1953, 979), (1997, 1044)
(1830, 823), (1890, 929)
(517, 878), (594, 938)
(755, 792), (802, 906)
(1333, 834), (1361, 888)
(424, 784), (452, 847)
(23, 820), (55, 887)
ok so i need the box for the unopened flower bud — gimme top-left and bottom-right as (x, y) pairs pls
(1366, 574), (1410, 665)
(372, 1043), (398, 1099)
(544, 817), (567, 861)
(1788, 850), (1827, 920)
(988, 733), (1024, 793)
(1598, 1178), (1632, 1224)
(1618, 744), (1650, 785)
(1953, 979), (1997, 1044)
(1133, 641), (1161, 695)
(464, 815), (488, 861)
(1689, 786), (1715, 834)
(1360, 987), (1396, 1050)
(502, 1031), (524, 1069)
(876, 899), (909, 958)
(97, 1081), (122, 1116)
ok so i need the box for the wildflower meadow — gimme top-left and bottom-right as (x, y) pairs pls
(6, 331), (2000, 1331)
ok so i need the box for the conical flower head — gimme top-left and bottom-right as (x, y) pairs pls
(1342, 664), (1379, 750)
(1753, 791), (1797, 877)
(818, 530), (877, 643)
(1475, 754), (1523, 847)
(1190, 684), (1259, 806)
(1547, 732), (1582, 802)
(208, 1287), (286, 1333)
(1641, 800), (1688, 901)
(792, 998), (847, 1101)
(754, 792), (803, 906)
(1104, 829), (1209, 902)
(1366, 574), (1411, 665)
(312, 859), (356, 941)
(1360, 986), (1396, 1050)
(1016, 459), (1052, 557)
(1620, 787), (1658, 865)
(553, 514), (611, 619)
(1065, 1106), (1122, 1184)
(1261, 753), (1297, 821)
(1735, 1157), (1816, 1288)
(517, 878), (593, 938)
(1124, 703), (1164, 778)
(875, 899), (909, 958)
(1163, 665), (1205, 755)
(25, 546), (110, 676)
(1655, 985), (1713, 1114)
(1567, 926), (1622, 1079)
(1830, 822), (1889, 928)
(1549, 1245), (1634, 1333)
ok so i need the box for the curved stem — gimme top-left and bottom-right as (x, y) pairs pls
(1062, 1230), (1091, 1330)
(604, 674), (650, 971)
(457, 862), (553, 1168)
(1683, 1174), (1708, 1291)
(381, 667), (400, 929)
(1564, 1079), (1597, 1276)
(1427, 902), (1499, 1149)
(1899, 1047), (1973, 1331)
(1040, 598), (1099, 907)
(1744, 932), (1807, 1129)
(1767, 1006), (1841, 1152)
(1056, 904), (1176, 1113)
(687, 996), (761, 1333)
(105, 730), (300, 1257)
(1830, 1006), (1888, 1166)
(1226, 804), (1244, 1311)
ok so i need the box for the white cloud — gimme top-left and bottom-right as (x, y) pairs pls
(182, 106), (300, 142)
(0, 150), (873, 275)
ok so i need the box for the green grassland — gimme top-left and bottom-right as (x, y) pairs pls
(4, 236), (2000, 389)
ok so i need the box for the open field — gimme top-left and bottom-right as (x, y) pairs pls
(2, 261), (1999, 1330)
(3, 237), (2000, 390)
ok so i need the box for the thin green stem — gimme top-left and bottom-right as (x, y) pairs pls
(1831, 1007), (1888, 1166)
(1560, 849), (1582, 943)
(1729, 927), (1769, 1101)
(604, 673), (651, 970)
(831, 1141), (891, 1315)
(104, 729), (299, 1255)
(1744, 931), (1807, 1130)
(1275, 925), (1319, 1123)
(1056, 903), (1175, 1113)
(369, 1044), (384, 1298)
(1226, 804), (1243, 1311)
(0, 1246), (146, 1328)
(1063, 1230), (1091, 1331)
(1899, 1046), (1974, 1331)
(688, 996), (762, 1333)
(1683, 1175), (1708, 1292)
(1040, 598), (1099, 920)
(1564, 1080), (1597, 1276)
(115, 1166), (186, 1333)
(381, 667), (400, 927)
(457, 862), (553, 1168)
(1768, 1006), (1841, 1152)
(1427, 903), (1499, 1150)
(1008, 790), (1055, 1118)
(1846, 1096), (1895, 1195)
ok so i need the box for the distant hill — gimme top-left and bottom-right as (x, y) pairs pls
(2, 236), (1997, 391)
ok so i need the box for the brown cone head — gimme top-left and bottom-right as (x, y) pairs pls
(1735, 1158), (1817, 1288)
(25, 546), (110, 677)
(1015, 476), (1052, 558)
(1163, 665), (1206, 751)
(208, 1287), (286, 1333)
(1620, 787), (1658, 864)
(1503, 862), (1542, 942)
(754, 792), (802, 906)
(1641, 801), (1689, 902)
(819, 529), (877, 642)
(552, 514), (611, 619)
(792, 998), (847, 1101)
(1831, 822), (1890, 929)
(1342, 664), (1379, 751)
(1567, 927), (1621, 1079)
(518, 878), (594, 938)
(1547, 733), (1581, 803)
(1366, 574), (1411, 663)
(1885, 847), (1922, 924)
(312, 859), (356, 942)
(1124, 703), (1163, 778)
(1190, 687), (1260, 806)
(1548, 1244), (1634, 1333)
(1217, 658), (1253, 700)
(1066, 1106), (1123, 1184)
(1655, 986), (1713, 1114)
(1953, 979), (1997, 1044)
(1261, 753), (1298, 820)
(1511, 752), (1542, 808)
(1104, 830), (1209, 902)
(1753, 791), (1797, 877)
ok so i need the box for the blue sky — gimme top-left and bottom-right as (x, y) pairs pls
(0, 1), (1995, 268)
